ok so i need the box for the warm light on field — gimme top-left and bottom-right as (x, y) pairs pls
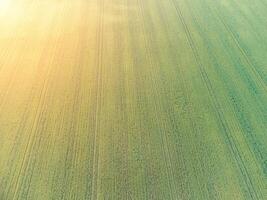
(0, 0), (9, 10)
(0, 0), (13, 19)
(0, 0), (265, 199)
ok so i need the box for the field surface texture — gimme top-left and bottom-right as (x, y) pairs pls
(0, 0), (266, 199)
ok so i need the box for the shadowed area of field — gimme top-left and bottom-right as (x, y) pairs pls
(0, 0), (266, 199)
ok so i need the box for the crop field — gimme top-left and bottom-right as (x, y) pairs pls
(0, 0), (266, 199)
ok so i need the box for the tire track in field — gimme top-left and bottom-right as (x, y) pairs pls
(9, 34), (65, 200)
(150, 0), (197, 197)
(128, 1), (152, 198)
(204, 0), (267, 90)
(137, 1), (187, 199)
(148, 0), (217, 198)
(18, 55), (60, 200)
(127, 1), (165, 198)
(194, 0), (265, 120)
(231, 0), (267, 46)
(60, 4), (93, 199)
(0, 52), (43, 199)
(125, 1), (152, 198)
(141, 0), (213, 198)
(136, 0), (183, 198)
(186, 0), (267, 185)
(3, 4), (66, 199)
(91, 0), (104, 199)
(1, 39), (56, 200)
(9, 50), (55, 200)
(129, 4), (151, 198)
(197, 0), (267, 182)
(60, 49), (82, 200)
(111, 1), (130, 197)
(171, 1), (260, 199)
(56, 5), (86, 199)
(17, 8), (77, 198)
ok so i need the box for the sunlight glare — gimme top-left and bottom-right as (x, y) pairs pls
(0, 0), (10, 12)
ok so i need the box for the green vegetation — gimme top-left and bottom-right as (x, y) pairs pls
(0, 0), (266, 199)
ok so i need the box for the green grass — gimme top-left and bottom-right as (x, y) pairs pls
(0, 0), (266, 199)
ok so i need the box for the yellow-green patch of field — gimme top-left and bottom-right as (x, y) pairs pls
(0, 0), (266, 199)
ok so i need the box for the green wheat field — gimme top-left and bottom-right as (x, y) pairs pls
(0, 0), (266, 199)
